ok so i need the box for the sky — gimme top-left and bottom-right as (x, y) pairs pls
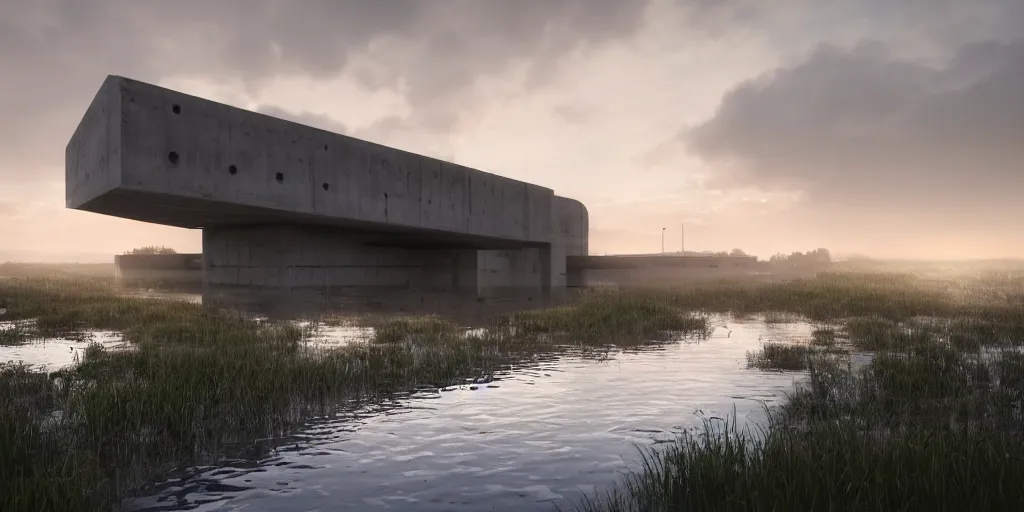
(2, 0), (1023, 261)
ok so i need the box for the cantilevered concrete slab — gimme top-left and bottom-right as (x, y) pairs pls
(67, 76), (588, 308)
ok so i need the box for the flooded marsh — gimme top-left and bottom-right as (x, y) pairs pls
(3, 268), (1024, 511)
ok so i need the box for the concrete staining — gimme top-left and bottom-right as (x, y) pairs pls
(67, 76), (588, 312)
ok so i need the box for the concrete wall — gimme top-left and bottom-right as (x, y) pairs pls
(477, 249), (545, 299)
(66, 79), (122, 210)
(568, 255), (759, 288)
(203, 226), (553, 308)
(68, 76), (561, 246)
(114, 253), (202, 289)
(204, 226), (475, 292)
(553, 196), (588, 257)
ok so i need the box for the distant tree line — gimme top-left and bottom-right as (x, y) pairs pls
(124, 246), (177, 255)
(769, 248), (832, 265)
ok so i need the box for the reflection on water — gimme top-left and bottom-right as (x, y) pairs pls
(123, 316), (814, 512)
(0, 328), (125, 371)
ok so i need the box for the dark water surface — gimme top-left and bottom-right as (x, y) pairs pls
(112, 316), (812, 512)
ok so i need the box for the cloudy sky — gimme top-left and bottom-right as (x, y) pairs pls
(2, 0), (1023, 260)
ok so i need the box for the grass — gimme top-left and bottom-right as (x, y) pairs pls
(578, 273), (1024, 512)
(5, 268), (1024, 511)
(577, 415), (1024, 511)
(746, 342), (814, 371)
(810, 327), (838, 347)
(497, 290), (709, 343)
(0, 275), (711, 511)
(369, 315), (464, 344)
(0, 323), (29, 346)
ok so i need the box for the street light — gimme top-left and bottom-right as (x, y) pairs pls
(661, 227), (666, 254)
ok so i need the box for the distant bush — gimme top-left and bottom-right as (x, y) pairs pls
(125, 246), (177, 255)
(769, 248), (832, 265)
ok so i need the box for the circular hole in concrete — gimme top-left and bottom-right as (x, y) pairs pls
(322, 183), (329, 191)
(167, 152), (180, 165)
(229, 165), (237, 175)
(172, 104), (181, 115)
(323, 144), (329, 151)
(275, 172), (284, 182)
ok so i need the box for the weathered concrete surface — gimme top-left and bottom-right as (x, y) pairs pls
(67, 76), (563, 247)
(114, 253), (202, 290)
(67, 76), (590, 308)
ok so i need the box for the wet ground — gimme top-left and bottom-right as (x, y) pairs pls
(1, 314), (818, 512)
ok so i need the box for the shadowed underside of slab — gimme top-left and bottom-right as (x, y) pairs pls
(66, 75), (577, 249)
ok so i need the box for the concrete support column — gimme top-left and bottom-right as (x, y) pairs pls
(452, 249), (478, 294)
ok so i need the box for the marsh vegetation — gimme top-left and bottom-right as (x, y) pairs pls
(579, 273), (1024, 511)
(2, 264), (1024, 511)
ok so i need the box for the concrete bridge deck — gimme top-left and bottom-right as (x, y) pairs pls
(67, 76), (588, 307)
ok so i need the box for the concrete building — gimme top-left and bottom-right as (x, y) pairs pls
(67, 76), (588, 314)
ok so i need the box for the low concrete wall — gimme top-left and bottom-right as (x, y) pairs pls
(567, 255), (760, 288)
(114, 253), (203, 289)
(202, 226), (554, 310)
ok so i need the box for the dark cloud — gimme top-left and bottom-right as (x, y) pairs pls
(677, 0), (1024, 48)
(686, 38), (1024, 230)
(1, 0), (652, 180)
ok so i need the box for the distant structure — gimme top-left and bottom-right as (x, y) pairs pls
(567, 254), (759, 288)
(114, 253), (202, 290)
(68, 76), (587, 313)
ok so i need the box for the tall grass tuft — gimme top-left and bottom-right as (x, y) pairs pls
(499, 290), (709, 343)
(746, 343), (814, 371)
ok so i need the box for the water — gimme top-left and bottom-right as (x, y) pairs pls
(0, 326), (125, 371)
(119, 316), (814, 512)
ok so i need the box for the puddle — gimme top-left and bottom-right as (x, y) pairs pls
(300, 322), (375, 347)
(124, 315), (813, 512)
(0, 330), (126, 371)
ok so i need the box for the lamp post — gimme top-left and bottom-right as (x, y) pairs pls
(661, 227), (666, 254)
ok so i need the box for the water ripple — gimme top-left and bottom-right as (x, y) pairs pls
(124, 315), (812, 512)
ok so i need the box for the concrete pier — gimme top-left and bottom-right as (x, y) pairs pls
(67, 76), (588, 310)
